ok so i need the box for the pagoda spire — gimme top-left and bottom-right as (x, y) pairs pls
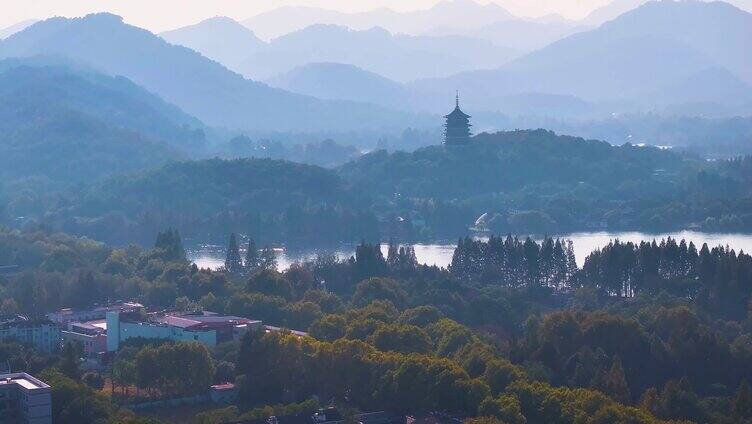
(444, 92), (472, 146)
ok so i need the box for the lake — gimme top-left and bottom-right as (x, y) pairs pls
(187, 230), (752, 271)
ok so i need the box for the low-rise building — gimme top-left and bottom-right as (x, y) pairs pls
(106, 310), (262, 352)
(47, 302), (143, 325)
(0, 372), (52, 424)
(0, 315), (60, 354)
(228, 407), (403, 424)
(61, 320), (107, 357)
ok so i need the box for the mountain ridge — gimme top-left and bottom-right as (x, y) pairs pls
(0, 13), (433, 132)
(409, 1), (752, 114)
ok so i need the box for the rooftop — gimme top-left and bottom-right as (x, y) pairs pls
(0, 314), (55, 330)
(154, 311), (255, 329)
(211, 383), (236, 391)
(0, 373), (50, 391)
(264, 325), (308, 337)
(67, 319), (107, 335)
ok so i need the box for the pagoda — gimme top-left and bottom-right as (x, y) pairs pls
(443, 92), (471, 146)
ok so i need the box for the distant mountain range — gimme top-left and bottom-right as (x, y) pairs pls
(265, 1), (752, 119)
(583, 0), (650, 26)
(0, 19), (37, 39)
(0, 60), (190, 183)
(423, 19), (590, 52)
(267, 63), (415, 111)
(411, 1), (752, 114)
(160, 0), (752, 119)
(241, 0), (517, 41)
(160, 16), (266, 73)
(163, 18), (519, 82)
(0, 0), (748, 150)
(239, 0), (752, 40)
(0, 13), (432, 133)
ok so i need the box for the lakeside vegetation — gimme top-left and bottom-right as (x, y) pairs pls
(3, 227), (752, 423)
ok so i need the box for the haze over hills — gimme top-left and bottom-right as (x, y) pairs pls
(424, 19), (589, 51)
(411, 1), (752, 114)
(267, 63), (596, 118)
(241, 0), (517, 40)
(267, 63), (416, 110)
(0, 61), (187, 185)
(583, 0), (650, 26)
(0, 19), (37, 39)
(160, 16), (266, 74)
(257, 25), (518, 82)
(172, 0), (752, 120)
(0, 13), (431, 133)
(162, 19), (519, 82)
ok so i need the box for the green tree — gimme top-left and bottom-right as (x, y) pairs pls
(484, 360), (524, 395)
(59, 342), (81, 380)
(351, 277), (406, 308)
(245, 238), (260, 274)
(309, 315), (347, 342)
(246, 269), (293, 299)
(478, 394), (526, 424)
(601, 355), (631, 405)
(259, 246), (277, 271)
(225, 233), (244, 274)
(39, 368), (114, 424)
(734, 380), (752, 419)
(369, 323), (432, 354)
(154, 228), (186, 262)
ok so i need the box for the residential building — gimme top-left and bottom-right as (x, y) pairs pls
(0, 315), (60, 354)
(0, 372), (52, 424)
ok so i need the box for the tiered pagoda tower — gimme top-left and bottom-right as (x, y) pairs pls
(443, 92), (471, 146)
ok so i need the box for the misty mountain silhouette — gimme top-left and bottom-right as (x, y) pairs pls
(164, 20), (519, 82)
(266, 62), (413, 110)
(160, 16), (265, 74)
(424, 19), (589, 51)
(0, 61), (187, 182)
(242, 0), (516, 40)
(412, 1), (752, 113)
(0, 19), (38, 40)
(0, 13), (429, 132)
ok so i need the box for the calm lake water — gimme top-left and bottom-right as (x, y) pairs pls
(187, 231), (752, 271)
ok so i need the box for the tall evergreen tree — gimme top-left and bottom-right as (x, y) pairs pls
(354, 241), (387, 281)
(224, 233), (243, 274)
(154, 228), (186, 262)
(602, 355), (631, 405)
(245, 238), (259, 274)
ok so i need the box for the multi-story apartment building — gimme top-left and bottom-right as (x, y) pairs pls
(0, 372), (52, 424)
(0, 316), (60, 354)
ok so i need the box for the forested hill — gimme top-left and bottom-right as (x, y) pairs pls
(6, 130), (752, 244)
(339, 130), (749, 237)
(0, 61), (207, 185)
(339, 129), (688, 199)
(0, 13), (430, 132)
(60, 158), (377, 245)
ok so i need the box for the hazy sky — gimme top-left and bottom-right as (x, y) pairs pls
(1, 0), (617, 32)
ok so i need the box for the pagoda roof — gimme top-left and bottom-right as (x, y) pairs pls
(444, 106), (470, 119)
